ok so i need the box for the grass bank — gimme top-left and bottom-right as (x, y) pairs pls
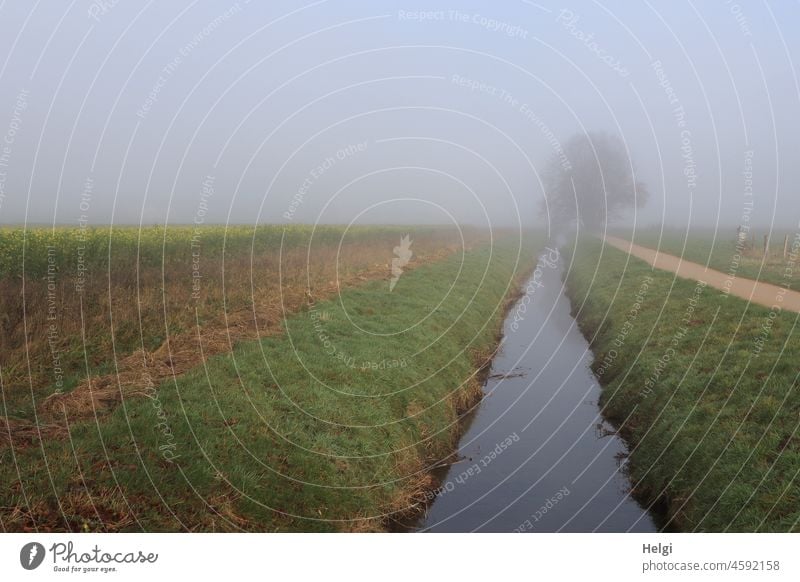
(1, 235), (536, 532)
(565, 238), (800, 532)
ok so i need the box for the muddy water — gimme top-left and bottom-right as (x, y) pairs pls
(417, 250), (657, 532)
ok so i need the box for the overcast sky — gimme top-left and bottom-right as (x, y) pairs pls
(0, 0), (797, 231)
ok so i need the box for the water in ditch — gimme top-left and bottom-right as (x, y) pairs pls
(417, 248), (657, 532)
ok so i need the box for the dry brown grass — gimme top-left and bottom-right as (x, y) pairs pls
(1, 226), (486, 449)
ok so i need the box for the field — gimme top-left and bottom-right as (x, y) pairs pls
(0, 225), (481, 434)
(565, 238), (800, 531)
(618, 227), (800, 289)
(0, 226), (537, 531)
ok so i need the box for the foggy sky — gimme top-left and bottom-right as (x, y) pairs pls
(0, 0), (798, 232)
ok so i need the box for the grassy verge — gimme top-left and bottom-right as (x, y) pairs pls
(565, 238), (800, 532)
(1, 235), (536, 532)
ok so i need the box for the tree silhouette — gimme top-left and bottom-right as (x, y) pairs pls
(541, 132), (648, 232)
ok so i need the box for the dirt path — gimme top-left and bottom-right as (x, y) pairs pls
(604, 235), (800, 314)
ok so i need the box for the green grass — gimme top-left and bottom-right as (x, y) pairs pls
(1, 236), (536, 532)
(565, 238), (800, 532)
(0, 224), (478, 423)
(620, 227), (800, 288)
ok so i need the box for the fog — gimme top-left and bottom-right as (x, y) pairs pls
(0, 1), (797, 232)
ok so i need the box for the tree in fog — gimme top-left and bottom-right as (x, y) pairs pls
(541, 132), (648, 232)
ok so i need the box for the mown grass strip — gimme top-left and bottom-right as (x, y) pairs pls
(565, 238), (800, 532)
(1, 236), (536, 532)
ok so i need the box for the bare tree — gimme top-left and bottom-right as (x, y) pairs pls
(541, 132), (648, 232)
